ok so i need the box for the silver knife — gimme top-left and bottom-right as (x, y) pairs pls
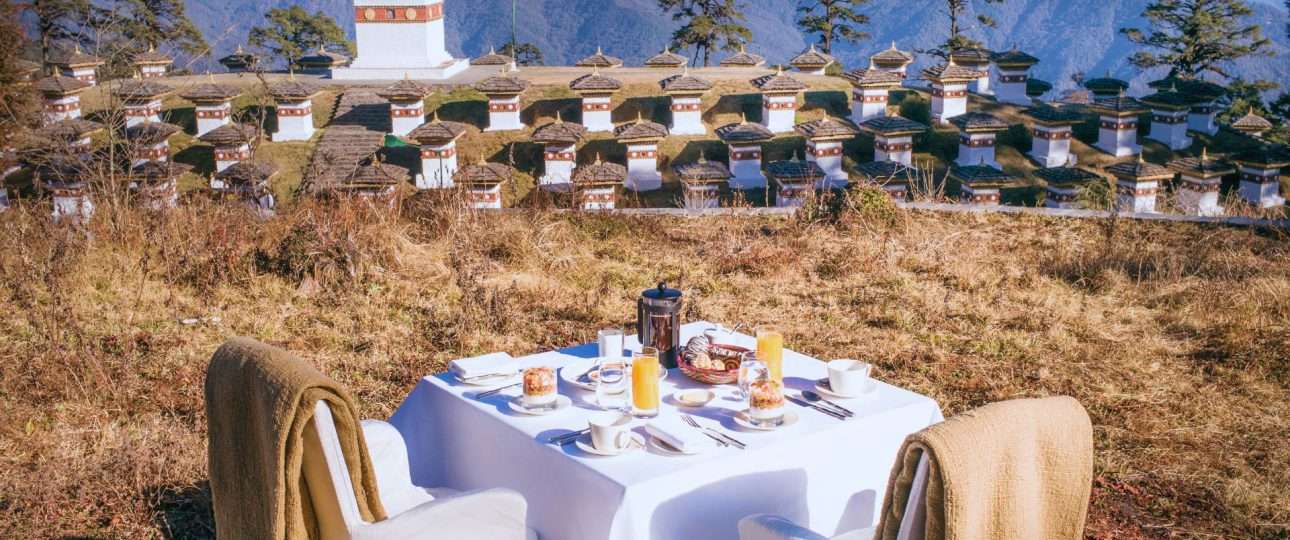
(789, 396), (846, 420)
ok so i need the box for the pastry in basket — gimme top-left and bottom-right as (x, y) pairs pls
(522, 367), (557, 406)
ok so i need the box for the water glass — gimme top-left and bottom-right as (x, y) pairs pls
(737, 352), (768, 401)
(595, 356), (629, 411)
(598, 327), (625, 359)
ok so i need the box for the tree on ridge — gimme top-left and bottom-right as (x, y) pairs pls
(1120, 0), (1271, 80)
(796, 0), (870, 55)
(657, 0), (752, 67)
(248, 6), (354, 69)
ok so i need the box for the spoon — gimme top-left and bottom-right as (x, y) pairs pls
(801, 390), (854, 417)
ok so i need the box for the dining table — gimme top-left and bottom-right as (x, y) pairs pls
(389, 321), (943, 540)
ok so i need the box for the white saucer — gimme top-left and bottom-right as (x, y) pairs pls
(507, 394), (573, 416)
(672, 388), (716, 407)
(575, 432), (646, 456)
(560, 358), (668, 391)
(815, 378), (878, 400)
(648, 436), (705, 456)
(453, 371), (520, 387)
(734, 410), (801, 431)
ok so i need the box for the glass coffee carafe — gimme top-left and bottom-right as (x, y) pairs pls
(636, 283), (683, 369)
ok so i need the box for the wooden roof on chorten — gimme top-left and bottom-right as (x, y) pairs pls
(376, 77), (432, 101)
(716, 115), (775, 143)
(268, 75), (321, 100)
(766, 157), (825, 182)
(569, 67), (623, 93)
(789, 44), (834, 69)
(297, 46), (349, 68)
(842, 68), (903, 88)
(1089, 94), (1146, 115)
(132, 46), (173, 66)
(1231, 111), (1273, 133)
(472, 47), (514, 66)
(1083, 74), (1129, 95)
(1148, 77), (1226, 101)
(575, 47), (623, 68)
(854, 160), (914, 182)
(1026, 78), (1053, 97)
(1034, 165), (1103, 186)
(719, 45), (766, 67)
(406, 112), (470, 145)
(949, 162), (1014, 186)
(1232, 144), (1290, 168)
(36, 118), (104, 142)
(614, 114), (669, 142)
(1104, 156), (1174, 180)
(859, 115), (929, 136)
(922, 60), (986, 82)
(949, 47), (993, 65)
(342, 159), (408, 188)
(674, 156), (732, 185)
(178, 75), (243, 102)
(991, 46), (1039, 67)
(475, 70), (530, 95)
(1139, 85), (1197, 110)
(573, 155), (626, 186)
(794, 117), (859, 140)
(1168, 148), (1234, 178)
(198, 123), (260, 146)
(124, 121), (182, 145)
(36, 75), (91, 96)
(645, 47), (688, 68)
(659, 68), (714, 93)
(112, 79), (174, 100)
(870, 42), (913, 65)
(216, 161), (278, 186)
(951, 112), (1009, 132)
(531, 113), (588, 145)
(49, 46), (104, 68)
(218, 46), (257, 69)
(454, 161), (513, 186)
(751, 68), (808, 93)
(1025, 104), (1084, 125)
(130, 160), (192, 183)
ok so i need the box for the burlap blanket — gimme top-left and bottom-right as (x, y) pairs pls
(875, 396), (1094, 540)
(205, 337), (387, 539)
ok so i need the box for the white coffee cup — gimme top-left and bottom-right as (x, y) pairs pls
(827, 359), (872, 397)
(588, 412), (634, 453)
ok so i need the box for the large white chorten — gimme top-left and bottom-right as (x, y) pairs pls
(331, 0), (468, 80)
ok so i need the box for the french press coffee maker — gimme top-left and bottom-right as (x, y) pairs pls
(637, 283), (683, 369)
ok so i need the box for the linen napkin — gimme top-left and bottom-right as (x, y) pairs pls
(449, 352), (517, 379)
(645, 416), (718, 453)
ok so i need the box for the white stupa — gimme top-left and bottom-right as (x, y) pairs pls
(331, 0), (468, 80)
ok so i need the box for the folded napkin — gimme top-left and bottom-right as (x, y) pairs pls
(646, 417), (718, 453)
(449, 352), (517, 379)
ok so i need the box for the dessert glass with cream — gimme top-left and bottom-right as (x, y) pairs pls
(522, 366), (557, 407)
(748, 378), (786, 424)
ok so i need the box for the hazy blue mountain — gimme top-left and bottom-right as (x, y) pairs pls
(186, 0), (1290, 92)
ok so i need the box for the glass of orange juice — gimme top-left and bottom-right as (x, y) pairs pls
(756, 326), (784, 383)
(631, 347), (661, 418)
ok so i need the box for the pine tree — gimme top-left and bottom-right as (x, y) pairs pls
(1120, 0), (1271, 79)
(795, 0), (869, 55)
(500, 43), (544, 66)
(29, 0), (93, 68)
(248, 6), (354, 69)
(920, 0), (1004, 58)
(116, 0), (208, 58)
(657, 0), (752, 67)
(0, 1), (40, 131)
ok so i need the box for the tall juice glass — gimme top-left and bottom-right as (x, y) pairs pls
(756, 327), (784, 383)
(631, 347), (661, 418)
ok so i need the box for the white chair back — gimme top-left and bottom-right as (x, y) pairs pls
(301, 401), (366, 540)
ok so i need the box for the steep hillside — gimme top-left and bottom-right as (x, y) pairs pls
(184, 0), (1290, 92)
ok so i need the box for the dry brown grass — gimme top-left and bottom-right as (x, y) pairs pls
(1, 189), (1288, 539)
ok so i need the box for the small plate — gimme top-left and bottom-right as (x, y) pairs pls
(734, 410), (801, 431)
(648, 435), (704, 456)
(672, 388), (716, 407)
(453, 371), (520, 387)
(560, 358), (668, 391)
(575, 432), (646, 456)
(507, 394), (573, 416)
(815, 378), (878, 400)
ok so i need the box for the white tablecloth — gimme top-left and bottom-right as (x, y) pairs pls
(389, 322), (942, 540)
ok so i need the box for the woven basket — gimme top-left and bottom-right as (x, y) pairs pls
(679, 343), (750, 385)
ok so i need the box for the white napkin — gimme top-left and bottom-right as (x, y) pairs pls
(449, 352), (517, 379)
(645, 417), (717, 453)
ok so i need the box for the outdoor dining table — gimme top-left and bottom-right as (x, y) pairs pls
(389, 321), (943, 540)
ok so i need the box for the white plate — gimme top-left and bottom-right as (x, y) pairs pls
(734, 410), (801, 431)
(453, 371), (520, 387)
(648, 435), (706, 456)
(575, 432), (646, 456)
(507, 394), (573, 416)
(672, 388), (716, 407)
(560, 358), (668, 391)
(814, 378), (878, 400)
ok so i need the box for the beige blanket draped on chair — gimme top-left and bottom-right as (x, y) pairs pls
(875, 396), (1094, 540)
(205, 337), (388, 539)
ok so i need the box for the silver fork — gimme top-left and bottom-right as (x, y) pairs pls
(682, 415), (746, 450)
(476, 382), (520, 399)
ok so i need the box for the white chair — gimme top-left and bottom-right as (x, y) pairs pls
(738, 454), (929, 540)
(302, 401), (538, 540)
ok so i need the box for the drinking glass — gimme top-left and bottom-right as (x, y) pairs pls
(595, 356), (629, 411)
(756, 326), (784, 384)
(598, 327), (625, 359)
(631, 347), (661, 418)
(737, 352), (767, 401)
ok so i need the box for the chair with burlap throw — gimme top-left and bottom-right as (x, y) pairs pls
(205, 337), (536, 540)
(738, 396), (1094, 540)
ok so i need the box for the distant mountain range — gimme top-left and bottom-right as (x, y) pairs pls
(185, 0), (1290, 93)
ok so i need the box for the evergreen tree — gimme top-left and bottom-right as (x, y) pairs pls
(657, 0), (752, 67)
(248, 7), (354, 68)
(500, 43), (544, 66)
(29, 0), (94, 68)
(795, 0), (869, 55)
(115, 0), (208, 58)
(1, 1), (39, 131)
(919, 0), (1004, 58)
(1120, 0), (1271, 79)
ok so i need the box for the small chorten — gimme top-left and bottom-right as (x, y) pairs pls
(794, 117), (860, 188)
(1168, 148), (1235, 216)
(267, 73), (321, 142)
(1024, 104), (1084, 168)
(673, 154), (732, 209)
(719, 44), (766, 68)
(131, 45), (173, 79)
(178, 73), (244, 137)
(575, 46), (624, 69)
(1231, 110), (1273, 139)
(219, 45), (259, 73)
(842, 68), (902, 123)
(572, 154), (627, 210)
(659, 67), (713, 136)
(644, 46), (688, 69)
(296, 45), (350, 74)
(922, 58), (986, 124)
(214, 161), (278, 215)
(1105, 155), (1174, 214)
(1150, 77), (1227, 136)
(376, 75), (433, 137)
(766, 153), (825, 208)
(336, 156), (407, 204)
(454, 156), (513, 209)
(1232, 144), (1289, 208)
(869, 42), (914, 78)
(475, 66), (530, 132)
(789, 44), (835, 75)
(124, 121), (182, 166)
(406, 111), (469, 189)
(36, 75), (91, 123)
(991, 46), (1039, 106)
(1089, 92), (1146, 158)
(1035, 161), (1104, 209)
(471, 46), (514, 67)
(949, 47), (994, 95)
(949, 160), (1014, 205)
(950, 112), (1009, 169)
(128, 160), (191, 210)
(751, 67), (808, 134)
(1082, 72), (1129, 98)
(1139, 84), (1196, 151)
(855, 161), (915, 202)
(49, 44), (104, 86)
(198, 123), (260, 173)
(859, 115), (928, 167)
(614, 112), (670, 192)
(569, 66), (623, 133)
(111, 78), (173, 127)
(716, 113), (775, 189)
(531, 112), (589, 189)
